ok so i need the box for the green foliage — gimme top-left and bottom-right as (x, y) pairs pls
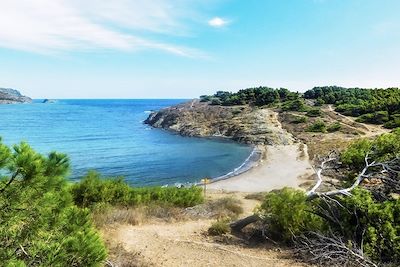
(315, 98), (325, 106)
(321, 189), (400, 263)
(341, 129), (400, 169)
(304, 86), (400, 127)
(0, 141), (106, 266)
(208, 218), (230, 236)
(281, 99), (308, 112)
(71, 171), (204, 209)
(202, 87), (299, 107)
(356, 111), (389, 124)
(306, 120), (327, 133)
(210, 98), (222, 105)
(257, 188), (324, 242)
(306, 108), (322, 117)
(290, 115), (307, 124)
(327, 122), (342, 132)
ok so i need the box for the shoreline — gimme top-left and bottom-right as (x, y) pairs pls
(207, 144), (315, 193)
(209, 145), (264, 183)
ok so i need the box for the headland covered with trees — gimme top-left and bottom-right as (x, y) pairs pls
(201, 86), (400, 128)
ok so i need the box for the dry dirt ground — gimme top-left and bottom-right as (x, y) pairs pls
(101, 192), (309, 267)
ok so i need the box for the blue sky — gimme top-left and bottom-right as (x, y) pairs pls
(0, 0), (399, 98)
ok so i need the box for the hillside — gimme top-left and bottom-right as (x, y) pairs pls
(145, 100), (293, 145)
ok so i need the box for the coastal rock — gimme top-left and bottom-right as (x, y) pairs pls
(42, 99), (57, 104)
(0, 88), (32, 104)
(144, 100), (294, 145)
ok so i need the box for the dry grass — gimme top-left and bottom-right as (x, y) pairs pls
(93, 205), (186, 227)
(105, 242), (150, 267)
(207, 197), (244, 219)
(244, 192), (267, 201)
(208, 218), (230, 236)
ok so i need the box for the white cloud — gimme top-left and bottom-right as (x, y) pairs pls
(0, 0), (208, 57)
(208, 17), (230, 28)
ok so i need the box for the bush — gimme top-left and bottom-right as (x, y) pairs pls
(306, 108), (322, 117)
(327, 122), (342, 132)
(315, 98), (325, 106)
(321, 189), (400, 263)
(306, 120), (327, 133)
(356, 111), (389, 124)
(282, 99), (308, 112)
(210, 98), (222, 105)
(71, 171), (204, 209)
(341, 129), (400, 169)
(291, 115), (307, 124)
(208, 218), (230, 236)
(257, 188), (324, 242)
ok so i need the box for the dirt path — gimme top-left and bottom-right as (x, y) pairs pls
(102, 192), (308, 267)
(325, 105), (390, 137)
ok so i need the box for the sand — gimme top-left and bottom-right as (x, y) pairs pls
(208, 144), (315, 192)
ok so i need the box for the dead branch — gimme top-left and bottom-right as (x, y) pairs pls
(307, 153), (400, 200)
(295, 232), (377, 267)
(229, 214), (260, 232)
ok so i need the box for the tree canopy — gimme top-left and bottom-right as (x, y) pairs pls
(0, 140), (107, 266)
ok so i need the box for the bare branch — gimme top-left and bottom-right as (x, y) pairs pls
(295, 232), (378, 267)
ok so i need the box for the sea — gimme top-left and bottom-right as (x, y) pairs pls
(0, 99), (253, 186)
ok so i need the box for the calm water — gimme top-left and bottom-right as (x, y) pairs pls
(0, 99), (252, 186)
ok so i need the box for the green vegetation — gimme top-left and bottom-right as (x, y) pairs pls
(71, 171), (204, 209)
(305, 108), (322, 117)
(208, 218), (230, 236)
(201, 87), (299, 107)
(304, 86), (400, 128)
(281, 98), (308, 111)
(0, 140), (204, 266)
(257, 188), (323, 241)
(256, 130), (400, 265)
(291, 115), (308, 124)
(327, 122), (342, 132)
(0, 141), (107, 266)
(341, 128), (400, 169)
(306, 120), (327, 132)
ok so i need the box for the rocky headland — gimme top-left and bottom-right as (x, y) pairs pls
(0, 88), (32, 104)
(144, 100), (294, 145)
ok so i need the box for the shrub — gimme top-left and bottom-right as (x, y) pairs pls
(341, 129), (400, 169)
(327, 122), (342, 132)
(356, 111), (390, 124)
(315, 98), (325, 106)
(306, 108), (322, 117)
(321, 189), (400, 263)
(291, 115), (307, 124)
(282, 99), (308, 112)
(71, 171), (204, 209)
(210, 98), (222, 105)
(306, 120), (327, 133)
(257, 188), (324, 242)
(208, 218), (230, 236)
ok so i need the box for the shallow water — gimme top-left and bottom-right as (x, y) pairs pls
(0, 99), (252, 186)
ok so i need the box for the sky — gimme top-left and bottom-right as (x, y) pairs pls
(0, 0), (400, 99)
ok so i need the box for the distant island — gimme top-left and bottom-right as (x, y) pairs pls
(0, 88), (32, 104)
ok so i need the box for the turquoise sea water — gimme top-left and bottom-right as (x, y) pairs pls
(0, 99), (252, 186)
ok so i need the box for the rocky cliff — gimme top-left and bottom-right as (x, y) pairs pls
(144, 100), (294, 145)
(0, 88), (32, 104)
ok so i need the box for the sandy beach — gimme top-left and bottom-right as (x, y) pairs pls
(208, 144), (315, 192)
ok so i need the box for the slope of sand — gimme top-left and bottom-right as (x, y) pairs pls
(208, 144), (314, 192)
